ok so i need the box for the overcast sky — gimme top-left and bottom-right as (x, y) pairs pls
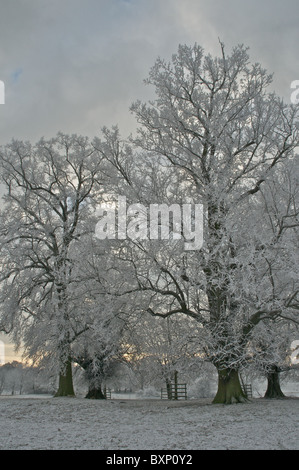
(0, 0), (299, 145)
(0, 0), (299, 360)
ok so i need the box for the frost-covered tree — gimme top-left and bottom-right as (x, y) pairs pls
(125, 42), (299, 403)
(70, 238), (127, 399)
(0, 134), (106, 396)
(236, 156), (299, 399)
(248, 320), (297, 399)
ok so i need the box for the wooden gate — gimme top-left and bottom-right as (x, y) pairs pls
(161, 383), (187, 400)
(242, 384), (252, 398)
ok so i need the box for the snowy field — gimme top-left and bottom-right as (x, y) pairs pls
(0, 395), (298, 450)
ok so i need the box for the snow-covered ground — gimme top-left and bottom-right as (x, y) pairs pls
(0, 395), (298, 450)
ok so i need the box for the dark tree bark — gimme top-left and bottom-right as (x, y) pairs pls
(85, 387), (106, 399)
(166, 378), (172, 400)
(264, 366), (285, 399)
(75, 354), (107, 400)
(54, 357), (75, 397)
(213, 368), (247, 404)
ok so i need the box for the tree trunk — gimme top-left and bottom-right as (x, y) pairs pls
(166, 378), (172, 399)
(264, 366), (285, 399)
(174, 370), (178, 400)
(213, 368), (247, 404)
(54, 357), (75, 397)
(85, 386), (106, 399)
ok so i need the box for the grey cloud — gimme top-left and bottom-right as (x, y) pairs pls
(0, 0), (298, 144)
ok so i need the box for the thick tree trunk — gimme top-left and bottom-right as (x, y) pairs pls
(74, 354), (107, 399)
(213, 368), (247, 404)
(264, 366), (285, 399)
(54, 357), (75, 397)
(85, 386), (106, 399)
